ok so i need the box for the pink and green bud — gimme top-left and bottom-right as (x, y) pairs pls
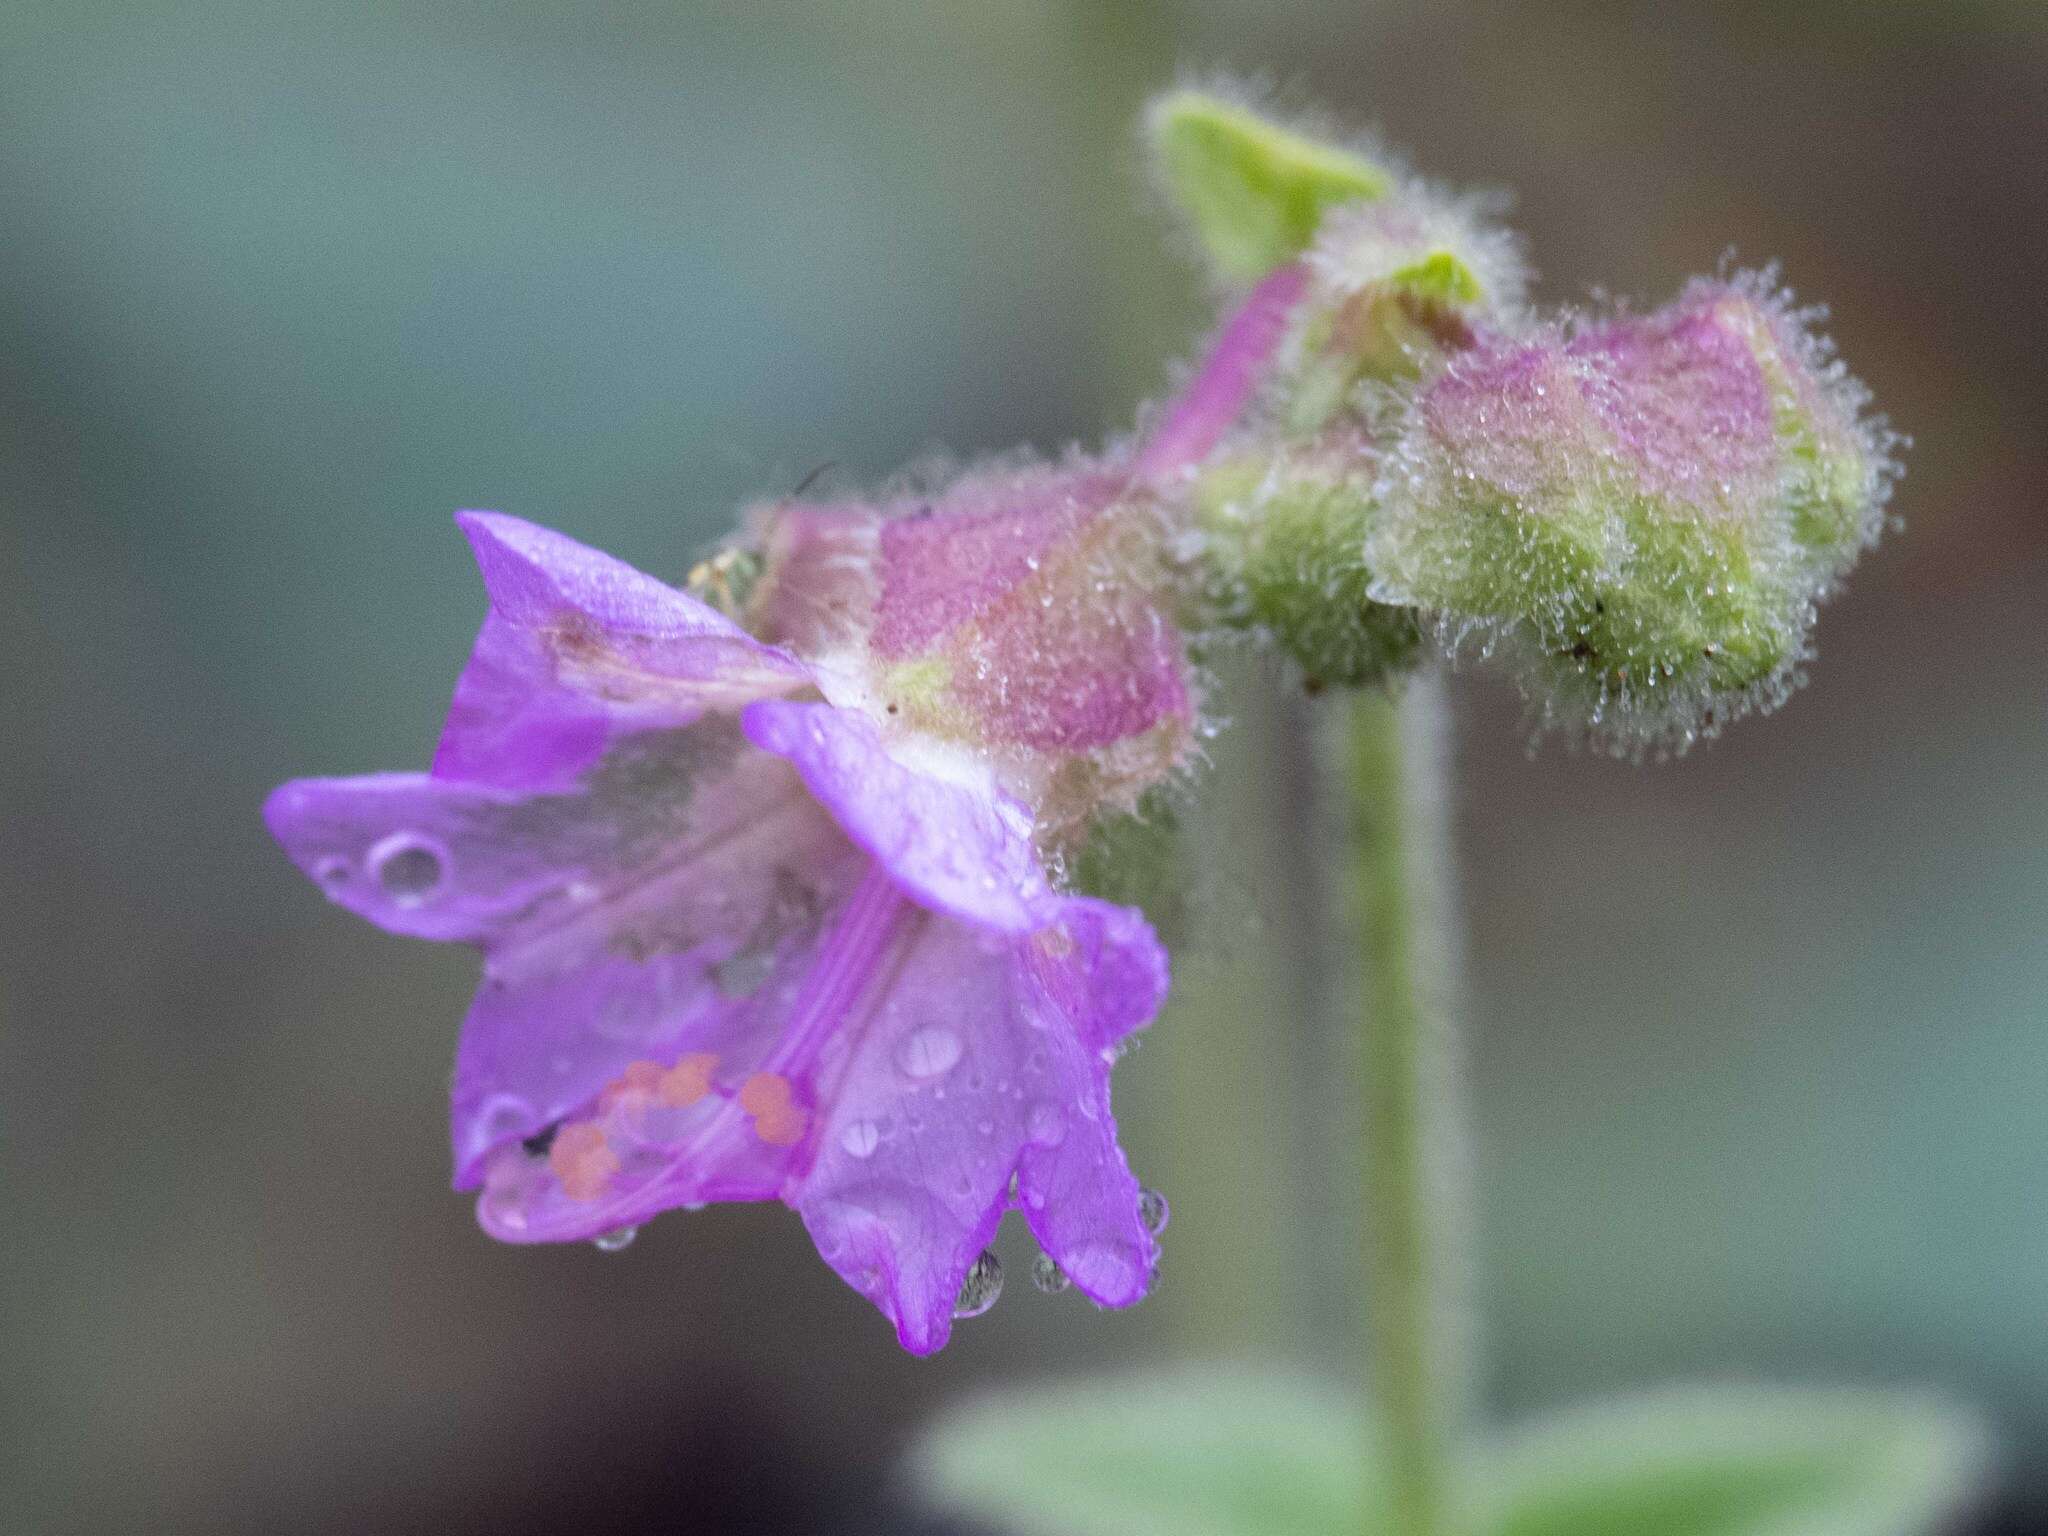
(1368, 274), (1896, 746)
(1142, 87), (1520, 687)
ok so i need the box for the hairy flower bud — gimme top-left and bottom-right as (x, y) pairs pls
(1367, 273), (1897, 747)
(1184, 442), (1420, 688)
(1143, 88), (1521, 687)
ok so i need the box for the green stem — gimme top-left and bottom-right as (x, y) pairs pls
(1348, 670), (1469, 1536)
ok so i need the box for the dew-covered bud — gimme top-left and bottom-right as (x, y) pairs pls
(1143, 87), (1515, 689)
(1368, 273), (1897, 748)
(1182, 440), (1420, 689)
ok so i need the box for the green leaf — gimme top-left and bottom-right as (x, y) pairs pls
(1473, 1386), (1988, 1536)
(910, 1367), (1382, 1536)
(1146, 91), (1392, 282)
(909, 1372), (1987, 1536)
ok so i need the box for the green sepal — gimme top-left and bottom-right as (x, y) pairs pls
(1147, 90), (1392, 282)
(1388, 249), (1483, 306)
(1392, 471), (1799, 702)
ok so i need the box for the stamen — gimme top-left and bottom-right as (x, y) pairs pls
(549, 1123), (619, 1201)
(739, 1071), (808, 1146)
(601, 1052), (720, 1112)
(659, 1052), (718, 1107)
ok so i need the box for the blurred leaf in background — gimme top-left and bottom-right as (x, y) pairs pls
(913, 1369), (1988, 1536)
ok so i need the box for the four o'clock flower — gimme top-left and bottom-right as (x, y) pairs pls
(266, 85), (1901, 1366)
(265, 496), (1192, 1354)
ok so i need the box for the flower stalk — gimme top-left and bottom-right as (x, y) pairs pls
(1348, 670), (1469, 1536)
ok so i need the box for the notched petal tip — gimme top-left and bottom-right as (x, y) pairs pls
(786, 888), (1167, 1352)
(800, 1184), (1008, 1356)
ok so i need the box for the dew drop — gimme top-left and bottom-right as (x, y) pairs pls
(1026, 1102), (1066, 1148)
(1138, 1186), (1170, 1235)
(839, 1119), (881, 1159)
(895, 1027), (962, 1080)
(952, 1248), (1003, 1318)
(1030, 1253), (1070, 1295)
(480, 1185), (530, 1234)
(313, 855), (352, 886)
(592, 1226), (638, 1253)
(368, 832), (447, 905)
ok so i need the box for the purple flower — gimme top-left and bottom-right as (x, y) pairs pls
(266, 507), (1184, 1353)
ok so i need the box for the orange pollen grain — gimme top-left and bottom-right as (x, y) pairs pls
(659, 1052), (718, 1107)
(602, 1059), (667, 1108)
(753, 1106), (808, 1147)
(738, 1072), (793, 1116)
(738, 1072), (806, 1146)
(548, 1123), (619, 1202)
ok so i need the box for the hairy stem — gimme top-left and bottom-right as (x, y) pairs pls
(1348, 670), (1470, 1536)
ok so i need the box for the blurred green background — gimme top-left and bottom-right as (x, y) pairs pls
(3, 1), (2044, 1531)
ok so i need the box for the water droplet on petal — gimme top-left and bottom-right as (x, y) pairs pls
(1030, 1253), (1070, 1294)
(1026, 1102), (1066, 1147)
(470, 1093), (541, 1167)
(313, 855), (351, 886)
(368, 832), (447, 904)
(592, 1226), (638, 1253)
(840, 1119), (881, 1159)
(895, 1027), (962, 1080)
(953, 1248), (1003, 1318)
(480, 1185), (530, 1233)
(1138, 1186), (1170, 1235)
